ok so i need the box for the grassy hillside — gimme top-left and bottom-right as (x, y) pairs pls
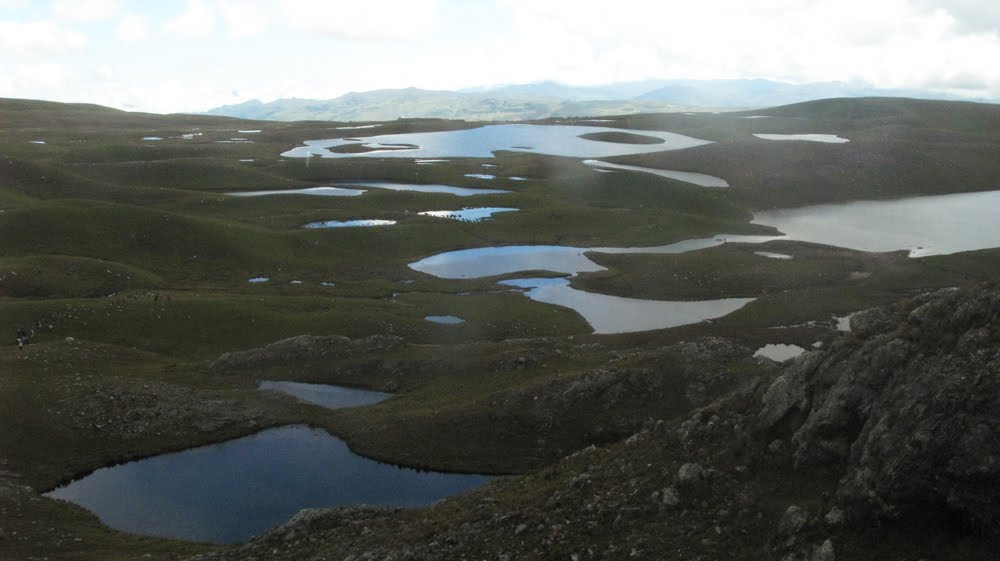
(2, 96), (999, 560)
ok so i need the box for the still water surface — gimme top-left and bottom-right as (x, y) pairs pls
(45, 426), (490, 544)
(258, 381), (391, 409)
(282, 124), (712, 160)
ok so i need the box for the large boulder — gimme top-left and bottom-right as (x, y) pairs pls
(757, 287), (1000, 531)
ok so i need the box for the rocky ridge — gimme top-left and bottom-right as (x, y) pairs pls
(190, 286), (1000, 560)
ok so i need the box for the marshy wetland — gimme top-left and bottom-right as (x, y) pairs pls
(3, 97), (1000, 560)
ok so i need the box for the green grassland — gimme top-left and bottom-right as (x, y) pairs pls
(2, 96), (999, 560)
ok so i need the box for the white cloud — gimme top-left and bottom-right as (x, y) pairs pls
(164, 0), (215, 37)
(116, 14), (151, 42)
(52, 0), (120, 22)
(491, 0), (1000, 97)
(215, 0), (273, 37)
(0, 61), (74, 100)
(0, 20), (87, 55)
(280, 0), (440, 40)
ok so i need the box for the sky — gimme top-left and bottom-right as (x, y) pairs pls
(1, 0), (998, 114)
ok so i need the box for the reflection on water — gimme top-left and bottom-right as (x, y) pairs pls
(754, 251), (793, 260)
(499, 278), (754, 334)
(341, 181), (510, 197)
(583, 160), (730, 188)
(425, 315), (466, 325)
(44, 426), (490, 544)
(754, 344), (807, 361)
(228, 186), (366, 197)
(419, 207), (517, 222)
(259, 381), (390, 409)
(753, 190), (1000, 257)
(229, 181), (510, 198)
(753, 133), (849, 143)
(410, 236), (782, 279)
(302, 219), (397, 228)
(282, 124), (713, 160)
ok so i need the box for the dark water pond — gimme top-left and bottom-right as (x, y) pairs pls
(44, 426), (490, 544)
(258, 381), (391, 409)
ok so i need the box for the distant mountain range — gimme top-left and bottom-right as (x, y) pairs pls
(205, 79), (997, 122)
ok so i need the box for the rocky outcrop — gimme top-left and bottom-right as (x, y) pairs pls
(210, 334), (404, 371)
(758, 287), (1000, 531)
(484, 337), (763, 448)
(186, 287), (1000, 561)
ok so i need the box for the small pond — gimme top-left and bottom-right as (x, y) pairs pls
(258, 381), (390, 409)
(409, 235), (782, 279)
(228, 181), (510, 198)
(419, 207), (518, 222)
(583, 160), (730, 188)
(753, 133), (849, 143)
(341, 181), (510, 197)
(425, 315), (466, 325)
(754, 344), (807, 361)
(45, 425), (489, 544)
(499, 278), (754, 334)
(754, 251), (793, 260)
(281, 124), (713, 160)
(302, 219), (397, 228)
(228, 186), (366, 197)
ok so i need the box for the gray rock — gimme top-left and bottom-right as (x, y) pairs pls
(810, 540), (835, 561)
(660, 486), (681, 507)
(758, 287), (1000, 530)
(777, 505), (809, 536)
(676, 463), (705, 485)
(823, 507), (845, 526)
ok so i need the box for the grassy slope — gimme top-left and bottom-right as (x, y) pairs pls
(1, 96), (999, 560)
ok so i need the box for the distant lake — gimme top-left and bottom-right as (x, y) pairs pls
(753, 189), (1000, 257)
(281, 124), (713, 160)
(45, 426), (490, 544)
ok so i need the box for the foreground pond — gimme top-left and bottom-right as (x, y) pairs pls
(45, 426), (490, 544)
(258, 381), (390, 409)
(281, 124), (712, 160)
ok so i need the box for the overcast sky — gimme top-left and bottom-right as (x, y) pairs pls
(1, 0), (998, 114)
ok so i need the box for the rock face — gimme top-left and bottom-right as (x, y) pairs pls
(758, 287), (1000, 531)
(210, 334), (404, 371)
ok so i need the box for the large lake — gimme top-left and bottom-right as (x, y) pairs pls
(45, 426), (490, 544)
(753, 189), (1000, 257)
(281, 124), (713, 160)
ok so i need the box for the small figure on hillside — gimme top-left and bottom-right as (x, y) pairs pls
(15, 328), (27, 350)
